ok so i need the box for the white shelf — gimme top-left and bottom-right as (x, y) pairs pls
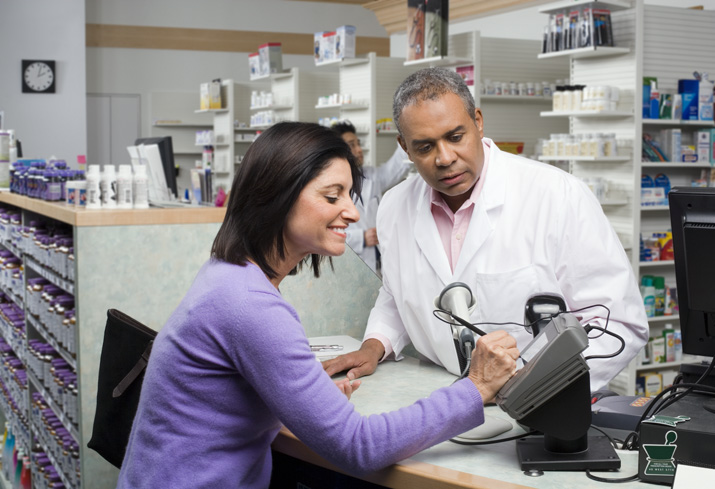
(481, 95), (552, 103)
(314, 103), (368, 111)
(539, 0), (632, 15)
(25, 256), (74, 295)
(234, 127), (258, 132)
(153, 122), (212, 128)
(642, 119), (715, 126)
(315, 57), (370, 67)
(640, 205), (669, 211)
(648, 315), (680, 324)
(404, 56), (473, 67)
(250, 72), (293, 81)
(194, 108), (229, 114)
(641, 162), (713, 168)
(635, 360), (683, 373)
(538, 46), (631, 60)
(376, 130), (399, 135)
(250, 124), (273, 130)
(639, 260), (674, 267)
(250, 104), (293, 111)
(541, 110), (633, 118)
(539, 155), (631, 162)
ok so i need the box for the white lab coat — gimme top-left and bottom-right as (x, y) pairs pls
(366, 139), (648, 390)
(346, 145), (411, 272)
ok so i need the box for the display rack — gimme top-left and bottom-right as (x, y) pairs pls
(0, 193), (224, 488)
(538, 0), (715, 395)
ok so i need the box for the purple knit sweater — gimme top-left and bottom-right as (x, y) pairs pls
(117, 260), (484, 488)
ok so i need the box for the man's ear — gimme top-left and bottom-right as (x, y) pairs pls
(474, 108), (484, 138)
(398, 135), (408, 154)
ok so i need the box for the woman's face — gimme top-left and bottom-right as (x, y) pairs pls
(284, 158), (359, 259)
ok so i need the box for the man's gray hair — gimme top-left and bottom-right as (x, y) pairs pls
(392, 67), (476, 136)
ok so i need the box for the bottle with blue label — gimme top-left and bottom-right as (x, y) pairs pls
(641, 275), (656, 318)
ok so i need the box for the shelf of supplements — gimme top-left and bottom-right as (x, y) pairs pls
(539, 155), (632, 162)
(24, 258), (74, 296)
(0, 238), (22, 261)
(25, 315), (75, 371)
(26, 371), (78, 442)
(29, 423), (75, 489)
(481, 95), (553, 103)
(0, 317), (26, 365)
(540, 109), (633, 118)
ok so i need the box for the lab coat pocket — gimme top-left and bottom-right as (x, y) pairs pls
(473, 265), (540, 331)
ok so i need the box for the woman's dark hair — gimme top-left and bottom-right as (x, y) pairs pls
(212, 122), (363, 278)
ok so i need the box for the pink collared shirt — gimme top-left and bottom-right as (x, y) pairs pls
(366, 140), (491, 360)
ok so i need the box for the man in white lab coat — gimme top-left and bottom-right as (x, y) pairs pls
(324, 68), (648, 391)
(332, 121), (411, 273)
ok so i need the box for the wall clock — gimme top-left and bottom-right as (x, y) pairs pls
(22, 60), (56, 93)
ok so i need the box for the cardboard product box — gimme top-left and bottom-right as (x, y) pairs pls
(258, 43), (282, 77)
(209, 79), (222, 109)
(424, 0), (449, 58)
(678, 79), (699, 121)
(698, 75), (713, 121)
(314, 32), (326, 64)
(335, 25), (356, 60)
(200, 82), (210, 110)
(643, 372), (662, 397)
(248, 52), (260, 80)
(406, 0), (425, 61)
(696, 131), (711, 163)
(321, 32), (337, 64)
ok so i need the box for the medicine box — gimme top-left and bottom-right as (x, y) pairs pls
(258, 43), (282, 77)
(248, 52), (260, 80)
(678, 79), (699, 120)
(314, 32), (325, 64)
(199, 83), (210, 110)
(697, 131), (711, 163)
(209, 79), (222, 109)
(699, 77), (714, 121)
(321, 32), (337, 64)
(335, 25), (356, 60)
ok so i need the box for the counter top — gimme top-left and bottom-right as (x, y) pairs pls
(0, 192), (226, 227)
(273, 346), (644, 489)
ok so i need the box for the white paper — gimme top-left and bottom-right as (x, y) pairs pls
(309, 335), (362, 361)
(672, 463), (715, 489)
(137, 144), (171, 202)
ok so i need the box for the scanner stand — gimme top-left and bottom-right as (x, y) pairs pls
(516, 372), (620, 471)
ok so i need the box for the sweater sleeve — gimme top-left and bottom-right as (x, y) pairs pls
(227, 289), (484, 473)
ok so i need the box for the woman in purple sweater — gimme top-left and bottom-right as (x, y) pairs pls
(117, 122), (518, 488)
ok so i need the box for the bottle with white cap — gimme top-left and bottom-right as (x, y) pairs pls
(116, 165), (133, 209)
(133, 164), (149, 209)
(85, 165), (102, 209)
(100, 165), (117, 208)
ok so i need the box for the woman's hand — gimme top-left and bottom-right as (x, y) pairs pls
(468, 330), (520, 404)
(334, 378), (362, 400)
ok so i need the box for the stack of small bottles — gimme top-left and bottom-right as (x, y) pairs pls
(0, 300), (26, 374)
(0, 210), (22, 251)
(20, 222), (74, 284)
(32, 393), (79, 488)
(26, 342), (77, 429)
(9, 159), (82, 203)
(25, 279), (76, 359)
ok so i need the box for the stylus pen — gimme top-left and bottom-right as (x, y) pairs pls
(450, 313), (487, 337)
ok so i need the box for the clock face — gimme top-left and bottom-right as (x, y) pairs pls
(22, 60), (56, 93)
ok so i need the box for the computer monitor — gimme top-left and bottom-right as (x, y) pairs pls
(134, 136), (177, 198)
(669, 187), (715, 358)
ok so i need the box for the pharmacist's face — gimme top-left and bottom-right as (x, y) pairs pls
(398, 92), (484, 213)
(284, 158), (359, 259)
(340, 132), (364, 166)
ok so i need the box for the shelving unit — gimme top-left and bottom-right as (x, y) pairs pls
(537, 0), (715, 394)
(0, 193), (224, 488)
(316, 53), (417, 168)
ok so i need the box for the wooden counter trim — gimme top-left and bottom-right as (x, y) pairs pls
(272, 428), (534, 489)
(0, 192), (226, 227)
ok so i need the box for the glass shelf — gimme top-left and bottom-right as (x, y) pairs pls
(539, 0), (632, 15)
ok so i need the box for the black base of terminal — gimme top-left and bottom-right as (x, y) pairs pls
(517, 434), (621, 471)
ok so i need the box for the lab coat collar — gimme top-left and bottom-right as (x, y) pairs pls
(414, 137), (507, 284)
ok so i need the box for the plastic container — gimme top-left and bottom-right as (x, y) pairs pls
(133, 165), (149, 209)
(86, 165), (102, 209)
(101, 165), (117, 208)
(116, 165), (133, 209)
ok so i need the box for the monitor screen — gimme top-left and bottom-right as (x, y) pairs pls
(669, 187), (715, 357)
(134, 136), (177, 198)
